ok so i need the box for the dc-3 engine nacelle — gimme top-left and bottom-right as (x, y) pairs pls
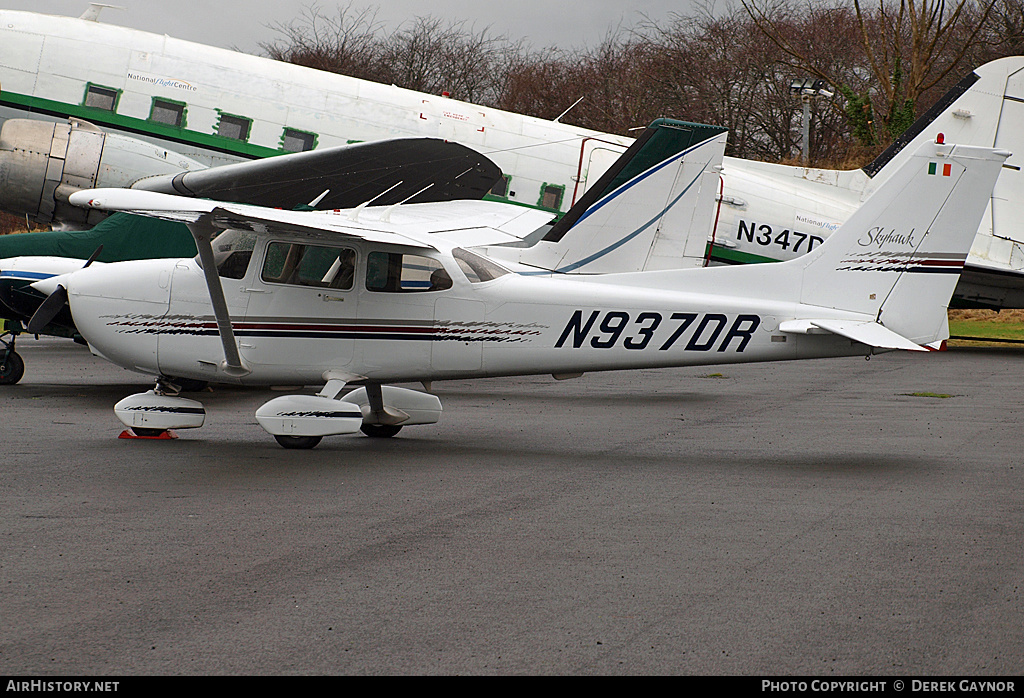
(0, 118), (204, 227)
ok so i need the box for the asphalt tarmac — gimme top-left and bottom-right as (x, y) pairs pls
(1, 336), (1022, 675)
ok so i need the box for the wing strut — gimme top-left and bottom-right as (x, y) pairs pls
(188, 217), (250, 377)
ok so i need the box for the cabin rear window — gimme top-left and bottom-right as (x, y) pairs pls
(282, 128), (316, 153)
(217, 113), (252, 141)
(150, 99), (185, 127)
(540, 184), (564, 211)
(366, 252), (451, 292)
(84, 84), (119, 111)
(261, 242), (355, 289)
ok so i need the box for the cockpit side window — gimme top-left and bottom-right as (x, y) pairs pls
(366, 252), (452, 292)
(261, 242), (356, 289)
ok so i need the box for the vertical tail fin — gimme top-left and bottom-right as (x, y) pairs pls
(799, 140), (1008, 345)
(861, 58), (1024, 246)
(861, 58), (1024, 184)
(516, 119), (727, 274)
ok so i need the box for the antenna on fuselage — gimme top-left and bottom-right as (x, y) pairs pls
(291, 189), (331, 212)
(379, 183), (434, 223)
(308, 189), (330, 208)
(554, 96), (585, 123)
(348, 181), (403, 222)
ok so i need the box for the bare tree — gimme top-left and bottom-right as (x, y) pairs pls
(260, 2), (385, 82)
(743, 0), (999, 146)
(263, 5), (522, 106)
(636, 4), (856, 163)
(965, 0), (1024, 63)
(495, 47), (577, 120)
(259, 1), (1024, 167)
(378, 16), (517, 105)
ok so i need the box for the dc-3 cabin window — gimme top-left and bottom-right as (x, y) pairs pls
(282, 128), (316, 153)
(540, 184), (564, 211)
(217, 113), (252, 141)
(150, 98), (186, 127)
(452, 247), (509, 283)
(365, 252), (452, 292)
(208, 230), (257, 280)
(84, 84), (119, 111)
(490, 175), (510, 198)
(261, 242), (356, 289)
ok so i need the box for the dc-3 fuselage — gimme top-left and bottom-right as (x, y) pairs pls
(35, 122), (1009, 448)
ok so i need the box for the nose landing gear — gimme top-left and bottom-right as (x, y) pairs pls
(0, 331), (25, 385)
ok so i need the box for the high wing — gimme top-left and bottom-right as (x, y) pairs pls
(131, 138), (502, 211)
(67, 188), (554, 249)
(68, 188), (434, 249)
(69, 187), (440, 376)
(66, 187), (549, 376)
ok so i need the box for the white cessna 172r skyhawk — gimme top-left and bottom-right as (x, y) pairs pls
(30, 121), (1007, 449)
(1, 5), (1023, 312)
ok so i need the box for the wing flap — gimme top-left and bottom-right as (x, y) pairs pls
(203, 206), (431, 249)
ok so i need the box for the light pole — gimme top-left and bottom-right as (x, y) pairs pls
(789, 78), (833, 165)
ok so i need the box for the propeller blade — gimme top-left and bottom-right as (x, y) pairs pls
(26, 284), (68, 334)
(26, 246), (102, 334)
(83, 245), (104, 268)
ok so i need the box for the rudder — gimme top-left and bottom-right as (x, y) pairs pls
(799, 140), (1008, 345)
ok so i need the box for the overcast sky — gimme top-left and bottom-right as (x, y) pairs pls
(3, 0), (711, 53)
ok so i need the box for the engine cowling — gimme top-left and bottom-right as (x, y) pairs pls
(0, 118), (204, 227)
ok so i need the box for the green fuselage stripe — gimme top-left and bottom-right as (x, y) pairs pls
(706, 244), (779, 265)
(0, 90), (277, 159)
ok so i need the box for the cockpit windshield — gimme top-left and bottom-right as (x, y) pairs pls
(195, 229), (257, 279)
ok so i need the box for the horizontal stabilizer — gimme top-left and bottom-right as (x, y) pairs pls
(780, 319), (926, 352)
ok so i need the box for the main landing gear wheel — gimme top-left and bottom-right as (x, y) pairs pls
(360, 423), (403, 438)
(0, 351), (25, 385)
(274, 435), (323, 450)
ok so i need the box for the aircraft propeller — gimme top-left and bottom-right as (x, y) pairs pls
(26, 245), (103, 334)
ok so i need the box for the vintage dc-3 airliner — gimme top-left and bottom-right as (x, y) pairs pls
(28, 120), (1007, 448)
(2, 4), (1024, 387)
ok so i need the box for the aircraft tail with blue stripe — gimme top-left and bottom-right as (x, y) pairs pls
(516, 119), (727, 274)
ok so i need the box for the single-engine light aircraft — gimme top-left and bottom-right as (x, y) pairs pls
(1, 6), (1024, 316)
(0, 136), (502, 384)
(29, 120), (1007, 448)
